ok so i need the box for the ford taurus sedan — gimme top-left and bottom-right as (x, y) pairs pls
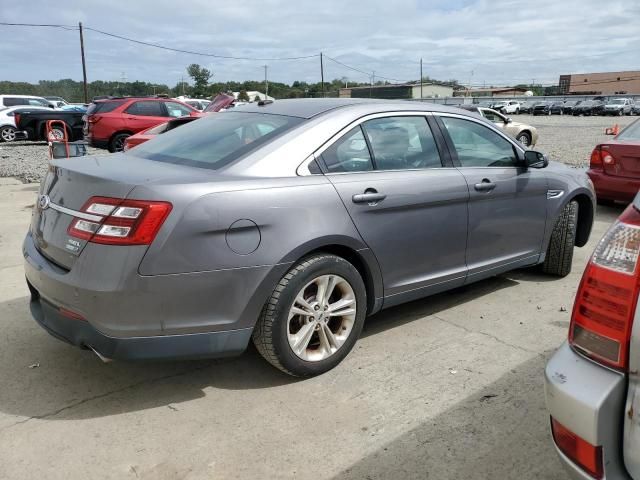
(24, 99), (595, 377)
(545, 196), (640, 479)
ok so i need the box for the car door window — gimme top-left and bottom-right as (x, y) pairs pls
(125, 101), (164, 117)
(440, 116), (518, 168)
(362, 116), (442, 170)
(481, 110), (503, 123)
(164, 101), (193, 118)
(322, 127), (373, 173)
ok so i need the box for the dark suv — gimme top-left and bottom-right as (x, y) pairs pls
(83, 97), (197, 152)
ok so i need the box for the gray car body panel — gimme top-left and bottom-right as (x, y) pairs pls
(24, 98), (595, 360)
(624, 282), (640, 479)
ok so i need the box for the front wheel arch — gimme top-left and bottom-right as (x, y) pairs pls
(571, 194), (594, 247)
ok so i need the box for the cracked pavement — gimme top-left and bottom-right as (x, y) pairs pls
(0, 177), (624, 479)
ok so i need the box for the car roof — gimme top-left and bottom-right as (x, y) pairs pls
(0, 94), (47, 99)
(234, 98), (481, 119)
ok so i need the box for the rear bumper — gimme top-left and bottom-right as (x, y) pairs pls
(587, 169), (640, 203)
(545, 342), (629, 479)
(23, 231), (282, 360)
(28, 288), (252, 360)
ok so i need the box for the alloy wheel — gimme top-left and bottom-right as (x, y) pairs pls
(287, 274), (356, 362)
(1, 127), (16, 142)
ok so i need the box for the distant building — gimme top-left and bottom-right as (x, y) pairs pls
(339, 83), (454, 100)
(559, 71), (640, 95)
(452, 87), (529, 97)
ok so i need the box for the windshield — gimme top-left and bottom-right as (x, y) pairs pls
(129, 112), (303, 170)
(617, 120), (640, 141)
(610, 99), (626, 104)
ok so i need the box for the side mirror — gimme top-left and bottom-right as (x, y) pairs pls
(505, 117), (513, 124)
(524, 150), (548, 169)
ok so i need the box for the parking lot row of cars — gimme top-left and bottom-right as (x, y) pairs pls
(484, 97), (639, 116)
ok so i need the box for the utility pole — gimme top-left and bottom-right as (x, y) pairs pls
(181, 75), (185, 96)
(264, 65), (268, 97)
(420, 58), (423, 100)
(78, 22), (88, 103)
(320, 52), (325, 97)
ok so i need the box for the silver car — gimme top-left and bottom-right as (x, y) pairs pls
(24, 99), (595, 377)
(545, 196), (640, 479)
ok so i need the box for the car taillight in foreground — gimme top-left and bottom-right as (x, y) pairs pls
(551, 418), (603, 479)
(589, 146), (616, 169)
(68, 196), (172, 245)
(569, 204), (640, 370)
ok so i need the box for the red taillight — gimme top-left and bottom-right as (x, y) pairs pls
(590, 146), (603, 169)
(569, 204), (640, 370)
(14, 113), (21, 127)
(59, 306), (86, 321)
(551, 418), (603, 479)
(68, 196), (172, 246)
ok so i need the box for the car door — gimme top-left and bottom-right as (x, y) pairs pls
(123, 101), (167, 132)
(435, 114), (548, 282)
(321, 114), (469, 306)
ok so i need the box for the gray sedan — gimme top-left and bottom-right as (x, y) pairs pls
(24, 99), (595, 376)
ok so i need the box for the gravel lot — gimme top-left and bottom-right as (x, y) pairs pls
(0, 114), (636, 183)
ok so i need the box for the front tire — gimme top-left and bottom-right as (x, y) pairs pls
(541, 201), (578, 277)
(109, 133), (130, 153)
(253, 254), (367, 377)
(516, 131), (532, 147)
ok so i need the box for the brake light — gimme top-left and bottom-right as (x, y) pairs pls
(68, 196), (172, 245)
(87, 116), (101, 124)
(551, 418), (603, 479)
(569, 204), (640, 370)
(14, 113), (20, 127)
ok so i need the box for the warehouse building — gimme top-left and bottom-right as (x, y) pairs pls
(339, 83), (453, 99)
(452, 87), (530, 97)
(559, 70), (640, 95)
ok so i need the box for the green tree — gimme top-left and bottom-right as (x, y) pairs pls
(186, 64), (212, 96)
(253, 94), (261, 102)
(238, 90), (250, 101)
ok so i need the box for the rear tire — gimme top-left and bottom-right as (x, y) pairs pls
(0, 126), (16, 142)
(541, 201), (578, 277)
(516, 131), (532, 147)
(109, 133), (130, 153)
(252, 254), (367, 377)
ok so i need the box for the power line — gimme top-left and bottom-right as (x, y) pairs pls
(0, 22), (77, 31)
(84, 27), (319, 61)
(323, 55), (409, 84)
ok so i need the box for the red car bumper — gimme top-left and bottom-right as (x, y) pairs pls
(587, 169), (640, 203)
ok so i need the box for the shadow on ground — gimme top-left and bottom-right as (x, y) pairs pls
(0, 261), (586, 424)
(335, 352), (568, 480)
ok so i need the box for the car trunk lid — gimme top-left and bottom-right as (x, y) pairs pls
(601, 141), (640, 179)
(31, 153), (212, 270)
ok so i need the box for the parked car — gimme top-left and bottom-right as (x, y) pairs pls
(14, 109), (85, 141)
(588, 118), (640, 204)
(44, 96), (68, 106)
(174, 97), (211, 111)
(83, 97), (198, 152)
(24, 99), (595, 377)
(0, 106), (52, 142)
(123, 116), (200, 150)
(0, 94), (55, 109)
(203, 93), (236, 113)
(519, 100), (536, 114)
(457, 105), (538, 146)
(533, 102), (553, 116)
(573, 100), (606, 116)
(633, 102), (640, 115)
(544, 196), (640, 480)
(604, 98), (633, 116)
(550, 101), (565, 115)
(562, 100), (581, 115)
(491, 100), (520, 114)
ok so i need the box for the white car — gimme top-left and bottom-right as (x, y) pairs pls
(0, 94), (55, 109)
(491, 100), (521, 114)
(0, 105), (51, 142)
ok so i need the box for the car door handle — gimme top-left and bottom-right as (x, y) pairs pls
(352, 191), (387, 204)
(474, 179), (496, 192)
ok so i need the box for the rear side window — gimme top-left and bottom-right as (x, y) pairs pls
(440, 116), (518, 167)
(129, 112), (302, 170)
(3, 97), (28, 107)
(322, 127), (373, 173)
(362, 116), (442, 170)
(125, 101), (164, 117)
(617, 120), (640, 141)
(88, 100), (124, 114)
(164, 101), (193, 118)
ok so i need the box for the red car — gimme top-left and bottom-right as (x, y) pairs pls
(589, 119), (640, 204)
(83, 97), (198, 152)
(123, 94), (235, 151)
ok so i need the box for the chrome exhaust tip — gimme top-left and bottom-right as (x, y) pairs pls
(89, 346), (112, 363)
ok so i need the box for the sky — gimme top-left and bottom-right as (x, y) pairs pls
(1, 0), (639, 88)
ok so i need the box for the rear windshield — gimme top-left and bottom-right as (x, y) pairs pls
(617, 120), (640, 141)
(128, 112), (303, 170)
(87, 100), (124, 115)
